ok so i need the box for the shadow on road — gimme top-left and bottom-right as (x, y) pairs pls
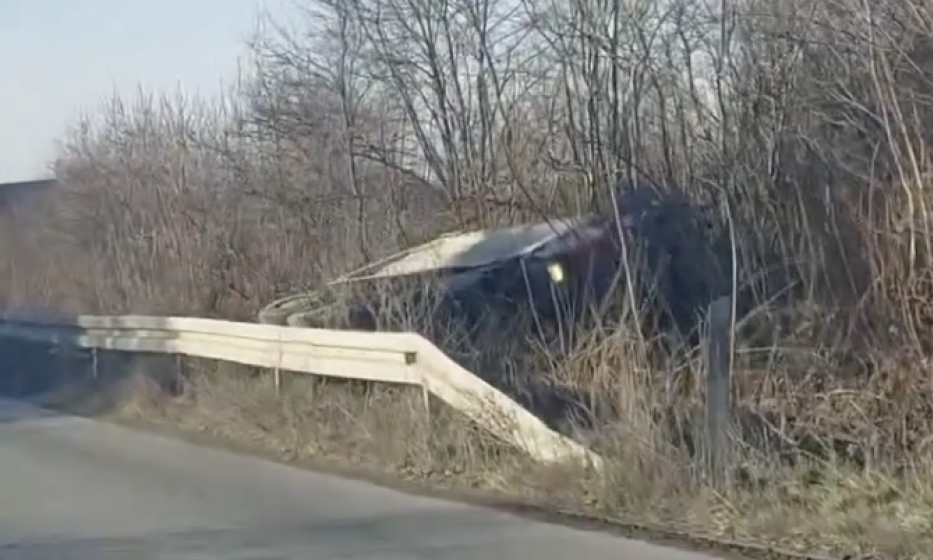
(0, 332), (179, 424)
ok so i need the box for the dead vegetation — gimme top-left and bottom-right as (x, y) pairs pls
(3, 0), (933, 557)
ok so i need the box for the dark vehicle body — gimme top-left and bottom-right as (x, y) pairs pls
(257, 180), (723, 434)
(259, 180), (723, 344)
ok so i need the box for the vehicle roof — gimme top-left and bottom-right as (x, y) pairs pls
(329, 179), (693, 286)
(332, 217), (596, 284)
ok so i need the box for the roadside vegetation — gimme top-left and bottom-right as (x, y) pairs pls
(2, 0), (933, 557)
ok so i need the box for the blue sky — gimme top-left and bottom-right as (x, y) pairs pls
(0, 0), (284, 182)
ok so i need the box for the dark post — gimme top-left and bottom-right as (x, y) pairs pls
(704, 295), (734, 487)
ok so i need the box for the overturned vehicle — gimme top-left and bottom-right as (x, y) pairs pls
(257, 181), (727, 432)
(258, 182), (726, 346)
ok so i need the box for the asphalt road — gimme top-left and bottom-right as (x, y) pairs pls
(0, 398), (728, 560)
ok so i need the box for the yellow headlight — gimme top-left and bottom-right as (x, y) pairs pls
(547, 262), (565, 283)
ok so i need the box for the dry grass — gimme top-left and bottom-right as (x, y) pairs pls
(6, 335), (930, 560)
(5, 0), (933, 557)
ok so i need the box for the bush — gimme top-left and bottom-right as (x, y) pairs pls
(3, 0), (933, 556)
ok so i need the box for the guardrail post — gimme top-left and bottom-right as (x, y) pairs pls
(51, 335), (66, 385)
(406, 352), (432, 454)
(273, 345), (287, 396)
(407, 352), (427, 415)
(91, 347), (99, 379)
(174, 354), (183, 389)
(704, 295), (734, 488)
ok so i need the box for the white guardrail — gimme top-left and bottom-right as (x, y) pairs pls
(0, 311), (603, 470)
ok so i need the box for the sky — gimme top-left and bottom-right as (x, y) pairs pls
(0, 0), (285, 183)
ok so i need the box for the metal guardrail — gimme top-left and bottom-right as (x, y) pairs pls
(0, 311), (603, 470)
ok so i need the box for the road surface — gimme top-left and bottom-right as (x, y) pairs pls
(0, 398), (728, 560)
